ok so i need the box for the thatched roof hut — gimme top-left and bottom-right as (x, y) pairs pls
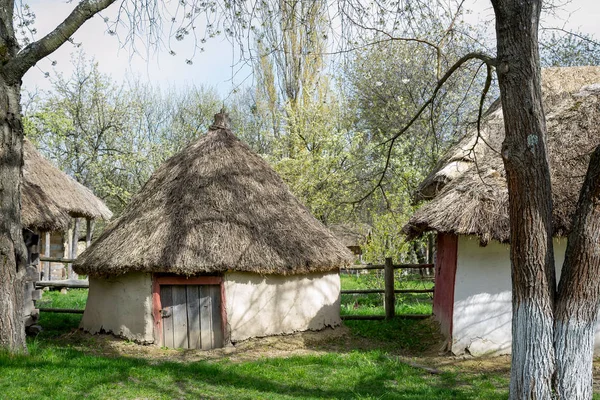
(75, 114), (352, 277)
(403, 67), (600, 357)
(74, 113), (352, 349)
(21, 139), (113, 231)
(21, 180), (70, 232)
(404, 66), (600, 244)
(328, 223), (371, 255)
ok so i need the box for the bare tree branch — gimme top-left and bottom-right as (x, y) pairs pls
(541, 27), (600, 47)
(4, 0), (117, 83)
(350, 51), (496, 205)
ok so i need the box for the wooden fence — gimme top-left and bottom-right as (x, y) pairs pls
(36, 257), (89, 289)
(36, 256), (87, 314)
(341, 258), (434, 321)
(38, 256), (76, 281)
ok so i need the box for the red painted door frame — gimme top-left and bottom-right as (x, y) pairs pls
(152, 275), (228, 347)
(433, 233), (458, 344)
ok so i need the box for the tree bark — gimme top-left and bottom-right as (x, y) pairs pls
(491, 0), (556, 398)
(0, 0), (117, 353)
(553, 146), (600, 400)
(0, 75), (27, 352)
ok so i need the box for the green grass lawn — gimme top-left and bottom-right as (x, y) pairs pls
(340, 273), (434, 317)
(9, 283), (598, 399)
(34, 289), (87, 339)
(0, 287), (513, 399)
(0, 346), (509, 400)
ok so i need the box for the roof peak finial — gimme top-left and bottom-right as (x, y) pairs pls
(210, 109), (231, 131)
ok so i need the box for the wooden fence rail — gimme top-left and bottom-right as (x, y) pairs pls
(341, 314), (430, 321)
(341, 263), (434, 271)
(341, 257), (434, 320)
(36, 279), (89, 289)
(39, 257), (76, 264)
(341, 288), (434, 294)
(38, 308), (84, 314)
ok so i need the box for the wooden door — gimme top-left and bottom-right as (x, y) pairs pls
(160, 284), (223, 349)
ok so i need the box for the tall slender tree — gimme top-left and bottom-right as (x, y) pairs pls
(491, 1), (600, 398)
(491, 1), (556, 397)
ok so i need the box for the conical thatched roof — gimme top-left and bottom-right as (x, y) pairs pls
(21, 139), (113, 231)
(75, 113), (353, 277)
(403, 67), (600, 244)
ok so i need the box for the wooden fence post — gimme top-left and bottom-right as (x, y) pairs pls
(69, 218), (80, 279)
(384, 257), (395, 320)
(86, 218), (93, 248)
(44, 231), (51, 281)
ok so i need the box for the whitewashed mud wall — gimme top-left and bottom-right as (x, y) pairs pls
(224, 271), (341, 342)
(81, 272), (155, 343)
(450, 236), (600, 356)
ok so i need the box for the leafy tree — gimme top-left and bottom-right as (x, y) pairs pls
(268, 82), (358, 224)
(0, 0), (122, 353)
(25, 52), (132, 211)
(26, 52), (221, 215)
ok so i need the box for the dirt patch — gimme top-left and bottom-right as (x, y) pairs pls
(63, 324), (508, 378)
(425, 354), (511, 373)
(64, 326), (352, 363)
(61, 318), (450, 364)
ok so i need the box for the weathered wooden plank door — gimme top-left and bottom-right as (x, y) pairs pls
(160, 284), (223, 349)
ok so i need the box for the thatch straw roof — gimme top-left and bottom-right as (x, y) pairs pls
(328, 223), (371, 248)
(404, 67), (600, 244)
(21, 180), (71, 232)
(75, 113), (353, 277)
(22, 139), (113, 231)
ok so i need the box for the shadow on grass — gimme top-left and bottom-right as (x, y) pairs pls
(0, 345), (507, 400)
(25, 294), (507, 399)
(340, 318), (444, 354)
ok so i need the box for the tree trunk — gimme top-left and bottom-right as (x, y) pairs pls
(553, 146), (600, 400)
(0, 76), (27, 352)
(0, 0), (117, 354)
(491, 1), (556, 398)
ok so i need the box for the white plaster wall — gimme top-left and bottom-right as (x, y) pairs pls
(224, 271), (341, 342)
(452, 236), (568, 356)
(81, 272), (155, 343)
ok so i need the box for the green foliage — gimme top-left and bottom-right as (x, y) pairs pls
(25, 52), (133, 213)
(24, 51), (221, 215)
(34, 289), (86, 339)
(269, 87), (363, 222)
(36, 289), (87, 309)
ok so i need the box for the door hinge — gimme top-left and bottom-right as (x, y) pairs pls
(160, 307), (172, 318)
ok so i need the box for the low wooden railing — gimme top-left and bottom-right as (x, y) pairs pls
(38, 257), (75, 264)
(341, 258), (434, 321)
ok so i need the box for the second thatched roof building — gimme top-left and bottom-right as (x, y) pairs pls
(74, 113), (353, 349)
(403, 67), (600, 356)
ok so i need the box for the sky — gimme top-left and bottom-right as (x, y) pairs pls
(22, 0), (248, 96)
(21, 0), (600, 98)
